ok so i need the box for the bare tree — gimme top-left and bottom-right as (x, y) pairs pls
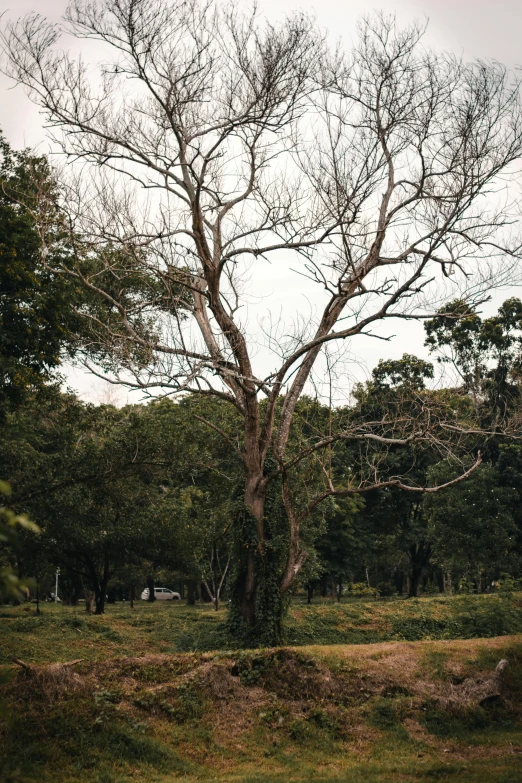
(3, 1), (522, 639)
(201, 544), (230, 611)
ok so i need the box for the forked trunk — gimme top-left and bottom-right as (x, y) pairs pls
(94, 569), (110, 615)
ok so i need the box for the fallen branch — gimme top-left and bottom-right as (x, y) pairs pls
(13, 658), (84, 670)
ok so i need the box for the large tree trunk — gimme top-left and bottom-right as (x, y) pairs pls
(239, 551), (257, 627)
(227, 470), (292, 644)
(228, 456), (308, 644)
(228, 473), (266, 630)
(242, 474), (266, 624)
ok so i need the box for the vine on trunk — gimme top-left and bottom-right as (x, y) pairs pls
(226, 462), (292, 646)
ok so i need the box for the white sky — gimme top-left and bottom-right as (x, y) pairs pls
(1, 0), (522, 405)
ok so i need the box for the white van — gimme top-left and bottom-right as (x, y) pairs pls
(141, 587), (181, 601)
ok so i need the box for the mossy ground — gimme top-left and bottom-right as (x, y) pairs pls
(1, 597), (522, 782)
(1, 592), (521, 664)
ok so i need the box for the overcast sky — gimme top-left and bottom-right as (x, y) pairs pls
(2, 0), (522, 150)
(1, 0), (521, 404)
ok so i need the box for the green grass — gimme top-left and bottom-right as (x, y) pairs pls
(1, 592), (521, 664)
(1, 635), (522, 783)
(1, 596), (522, 782)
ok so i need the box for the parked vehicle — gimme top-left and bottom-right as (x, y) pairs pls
(140, 587), (181, 601)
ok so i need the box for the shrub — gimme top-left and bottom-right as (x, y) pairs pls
(349, 583), (378, 599)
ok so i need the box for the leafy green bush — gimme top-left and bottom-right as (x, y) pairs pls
(349, 583), (379, 599)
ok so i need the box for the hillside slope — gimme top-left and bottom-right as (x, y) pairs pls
(1, 635), (522, 783)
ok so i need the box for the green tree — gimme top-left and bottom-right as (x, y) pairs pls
(314, 495), (367, 599)
(1, 390), (242, 613)
(0, 133), (83, 416)
(425, 297), (522, 582)
(425, 461), (518, 589)
(425, 298), (522, 427)
(345, 355), (477, 597)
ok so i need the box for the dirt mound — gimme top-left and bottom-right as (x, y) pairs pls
(192, 660), (241, 700)
(230, 648), (340, 700)
(419, 658), (510, 711)
(7, 641), (519, 719)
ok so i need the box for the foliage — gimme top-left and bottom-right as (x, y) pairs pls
(0, 391), (241, 612)
(425, 298), (522, 424)
(0, 133), (83, 417)
(349, 583), (379, 599)
(0, 480), (39, 601)
(425, 461), (518, 579)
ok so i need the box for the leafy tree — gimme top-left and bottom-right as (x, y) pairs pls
(1, 393), (167, 612)
(1, 390), (242, 613)
(344, 355), (477, 597)
(425, 461), (518, 589)
(424, 297), (522, 583)
(425, 298), (522, 426)
(0, 133), (82, 416)
(314, 495), (366, 599)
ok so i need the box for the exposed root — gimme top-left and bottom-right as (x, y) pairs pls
(422, 657), (510, 710)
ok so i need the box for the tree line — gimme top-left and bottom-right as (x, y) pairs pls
(2, 331), (522, 614)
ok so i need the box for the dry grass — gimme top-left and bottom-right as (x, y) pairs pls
(1, 634), (521, 782)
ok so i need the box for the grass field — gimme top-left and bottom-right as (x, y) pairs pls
(1, 595), (522, 782)
(1, 592), (522, 664)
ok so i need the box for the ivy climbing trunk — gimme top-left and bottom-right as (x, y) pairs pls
(227, 461), (290, 646)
